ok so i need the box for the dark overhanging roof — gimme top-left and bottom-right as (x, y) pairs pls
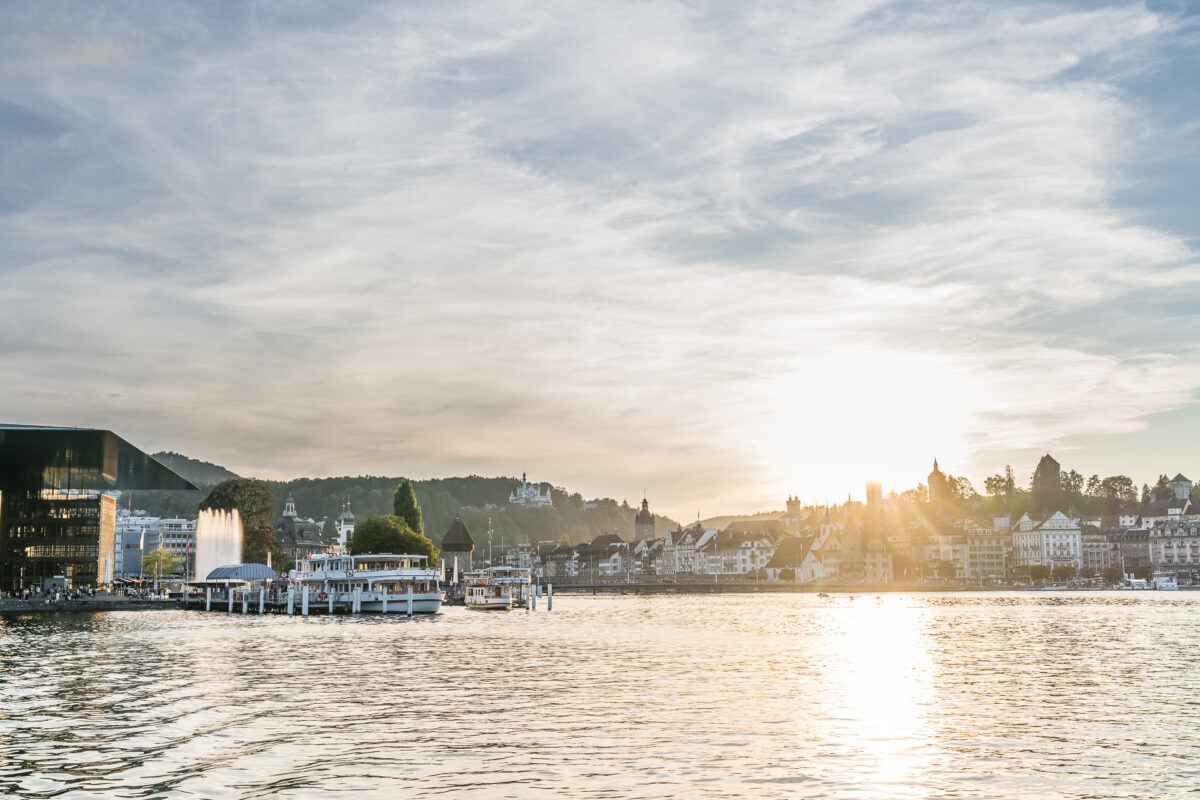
(441, 516), (476, 551)
(0, 424), (199, 491)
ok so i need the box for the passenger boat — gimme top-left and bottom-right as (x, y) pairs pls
(295, 553), (444, 613)
(1150, 572), (1179, 591)
(464, 567), (533, 610)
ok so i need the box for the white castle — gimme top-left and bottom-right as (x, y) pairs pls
(509, 472), (552, 508)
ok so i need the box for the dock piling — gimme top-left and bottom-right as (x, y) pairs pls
(381, 592), (388, 614)
(407, 587), (413, 617)
(301, 586), (309, 617)
(228, 589), (234, 614)
(259, 588), (265, 614)
(287, 588), (294, 616)
(242, 594), (248, 615)
(205, 587), (211, 612)
(329, 592), (334, 615)
(547, 583), (553, 611)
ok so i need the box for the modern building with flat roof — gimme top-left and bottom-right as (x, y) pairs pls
(0, 425), (197, 592)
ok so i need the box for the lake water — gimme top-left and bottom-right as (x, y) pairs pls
(2, 593), (1199, 799)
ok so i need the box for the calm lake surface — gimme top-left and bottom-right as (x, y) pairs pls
(2, 593), (1199, 799)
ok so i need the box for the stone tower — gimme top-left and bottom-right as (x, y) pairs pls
(635, 497), (655, 541)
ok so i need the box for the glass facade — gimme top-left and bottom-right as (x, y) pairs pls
(0, 426), (196, 592)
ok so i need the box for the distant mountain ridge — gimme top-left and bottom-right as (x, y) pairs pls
(151, 452), (241, 486)
(126, 455), (678, 547)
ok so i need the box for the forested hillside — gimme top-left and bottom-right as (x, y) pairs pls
(121, 456), (677, 547)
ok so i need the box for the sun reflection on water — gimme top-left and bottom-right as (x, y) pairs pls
(810, 595), (934, 797)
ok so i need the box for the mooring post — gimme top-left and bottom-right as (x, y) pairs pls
(259, 587), (265, 614)
(302, 586), (309, 617)
(287, 588), (294, 616)
(406, 586), (413, 616)
(531, 585), (537, 611)
(228, 588), (234, 614)
(329, 592), (334, 615)
(381, 591), (388, 614)
(205, 586), (211, 612)
(353, 587), (361, 614)
(547, 583), (553, 611)
(242, 594), (248, 615)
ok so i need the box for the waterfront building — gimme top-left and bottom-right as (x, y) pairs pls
(1080, 524), (1112, 575)
(0, 425), (196, 592)
(578, 533), (627, 579)
(1147, 522), (1200, 582)
(1109, 528), (1150, 574)
(546, 542), (583, 578)
(635, 497), (655, 541)
(764, 535), (816, 581)
(509, 473), (552, 508)
(440, 516), (476, 576)
(698, 527), (775, 576)
(1011, 511), (1082, 571)
(965, 528), (1009, 582)
(662, 522), (715, 575)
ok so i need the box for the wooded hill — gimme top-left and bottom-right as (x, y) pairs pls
(125, 454), (677, 547)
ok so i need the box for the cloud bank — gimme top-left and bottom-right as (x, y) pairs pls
(1, 1), (1198, 518)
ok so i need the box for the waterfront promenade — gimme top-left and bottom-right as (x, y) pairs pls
(0, 596), (177, 615)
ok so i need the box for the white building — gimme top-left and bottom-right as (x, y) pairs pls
(698, 529), (775, 576)
(1011, 511), (1082, 571)
(113, 511), (195, 577)
(509, 472), (552, 508)
(335, 503), (356, 551)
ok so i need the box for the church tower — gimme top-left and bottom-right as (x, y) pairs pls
(335, 501), (356, 552)
(927, 459), (949, 512)
(635, 497), (655, 541)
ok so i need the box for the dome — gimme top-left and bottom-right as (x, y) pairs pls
(205, 563), (279, 582)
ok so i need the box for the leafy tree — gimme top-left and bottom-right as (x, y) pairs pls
(1060, 470), (1084, 502)
(1029, 564), (1051, 583)
(778, 567), (795, 581)
(1141, 484), (1151, 504)
(1085, 474), (1102, 498)
(350, 515), (438, 566)
(936, 560), (958, 579)
(1101, 566), (1125, 585)
(1051, 564), (1077, 581)
(199, 478), (282, 566)
(1098, 476), (1137, 514)
(985, 466), (1017, 508)
(392, 478), (424, 535)
(142, 548), (181, 576)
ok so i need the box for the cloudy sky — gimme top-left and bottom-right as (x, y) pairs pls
(2, 1), (1199, 519)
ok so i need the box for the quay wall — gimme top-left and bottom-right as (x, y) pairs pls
(0, 598), (180, 615)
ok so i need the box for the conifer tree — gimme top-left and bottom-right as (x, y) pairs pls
(393, 478), (424, 535)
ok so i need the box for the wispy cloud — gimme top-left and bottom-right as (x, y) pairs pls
(1, 1), (1198, 518)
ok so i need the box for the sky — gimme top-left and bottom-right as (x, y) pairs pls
(2, 1), (1199, 521)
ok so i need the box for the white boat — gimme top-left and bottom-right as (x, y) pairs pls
(464, 567), (532, 610)
(1150, 573), (1179, 591)
(296, 553), (444, 613)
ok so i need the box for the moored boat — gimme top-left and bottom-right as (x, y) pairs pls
(296, 553), (444, 613)
(464, 567), (532, 610)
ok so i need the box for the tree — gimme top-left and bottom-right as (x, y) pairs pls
(1141, 484), (1151, 504)
(199, 478), (282, 566)
(1029, 564), (1051, 583)
(936, 560), (958, 579)
(778, 567), (795, 581)
(1101, 566), (1124, 586)
(350, 515), (438, 566)
(392, 478), (424, 535)
(1030, 454), (1064, 513)
(1051, 564), (1077, 581)
(142, 548), (181, 576)
(1098, 475), (1137, 514)
(1060, 470), (1084, 502)
(985, 466), (1017, 507)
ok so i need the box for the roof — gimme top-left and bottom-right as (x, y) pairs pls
(0, 425), (198, 491)
(440, 516), (475, 551)
(1172, 474), (1190, 483)
(205, 563), (278, 581)
(766, 536), (814, 569)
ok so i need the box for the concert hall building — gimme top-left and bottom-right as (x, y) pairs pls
(0, 425), (197, 593)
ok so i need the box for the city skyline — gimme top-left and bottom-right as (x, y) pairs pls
(3, 2), (1200, 522)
